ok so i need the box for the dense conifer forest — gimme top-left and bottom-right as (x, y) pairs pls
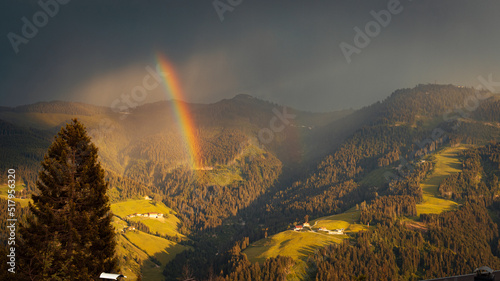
(2, 84), (500, 280)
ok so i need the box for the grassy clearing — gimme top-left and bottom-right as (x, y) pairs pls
(416, 146), (465, 215)
(111, 199), (188, 280)
(129, 216), (184, 238)
(198, 165), (243, 186)
(112, 217), (129, 232)
(124, 231), (187, 265)
(360, 167), (393, 188)
(141, 259), (166, 281)
(244, 230), (343, 264)
(245, 207), (366, 263)
(117, 231), (189, 281)
(0, 183), (31, 207)
(111, 199), (183, 238)
(310, 207), (367, 232)
(110, 199), (176, 218)
(116, 234), (149, 280)
(0, 183), (24, 196)
(244, 207), (367, 280)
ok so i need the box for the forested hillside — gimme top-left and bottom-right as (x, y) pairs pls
(2, 84), (500, 280)
(0, 94), (349, 279)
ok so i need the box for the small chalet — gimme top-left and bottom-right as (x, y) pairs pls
(147, 212), (163, 218)
(329, 228), (344, 235)
(303, 222), (310, 228)
(294, 225), (303, 231)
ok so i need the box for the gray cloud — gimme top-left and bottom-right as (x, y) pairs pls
(1, 0), (500, 112)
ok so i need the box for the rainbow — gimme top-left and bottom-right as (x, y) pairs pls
(156, 52), (200, 169)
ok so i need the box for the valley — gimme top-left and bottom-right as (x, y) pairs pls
(2, 85), (500, 280)
(243, 144), (473, 279)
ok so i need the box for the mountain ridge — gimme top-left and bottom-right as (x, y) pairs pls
(3, 84), (500, 280)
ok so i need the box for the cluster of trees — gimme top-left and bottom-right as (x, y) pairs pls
(387, 161), (433, 201)
(106, 170), (151, 202)
(164, 237), (295, 281)
(378, 84), (485, 124)
(127, 220), (150, 233)
(127, 133), (189, 166)
(452, 121), (500, 145)
(159, 150), (282, 231)
(473, 98), (500, 122)
(0, 119), (52, 194)
(359, 195), (417, 225)
(126, 129), (248, 169)
(359, 161), (432, 225)
(439, 148), (484, 200)
(216, 255), (294, 281)
(377, 146), (400, 167)
(310, 203), (500, 280)
(438, 144), (500, 204)
(196, 129), (248, 166)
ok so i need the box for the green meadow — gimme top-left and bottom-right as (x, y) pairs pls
(110, 199), (177, 218)
(111, 199), (188, 280)
(416, 146), (464, 215)
(244, 207), (367, 280)
(0, 182), (30, 207)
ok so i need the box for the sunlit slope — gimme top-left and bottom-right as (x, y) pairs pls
(245, 146), (467, 266)
(111, 199), (188, 280)
(0, 182), (30, 207)
(244, 207), (366, 263)
(111, 199), (177, 218)
(416, 146), (465, 215)
(111, 199), (185, 238)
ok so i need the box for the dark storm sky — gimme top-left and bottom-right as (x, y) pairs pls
(1, 0), (499, 112)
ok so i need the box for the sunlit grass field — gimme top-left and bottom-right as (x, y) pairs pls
(245, 207), (365, 262)
(244, 206), (367, 280)
(416, 146), (465, 215)
(111, 199), (188, 280)
(122, 231), (189, 280)
(110, 199), (176, 218)
(0, 182), (31, 207)
(123, 231), (187, 265)
(311, 206), (366, 231)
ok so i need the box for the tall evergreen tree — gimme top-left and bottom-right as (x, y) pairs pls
(19, 119), (117, 280)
